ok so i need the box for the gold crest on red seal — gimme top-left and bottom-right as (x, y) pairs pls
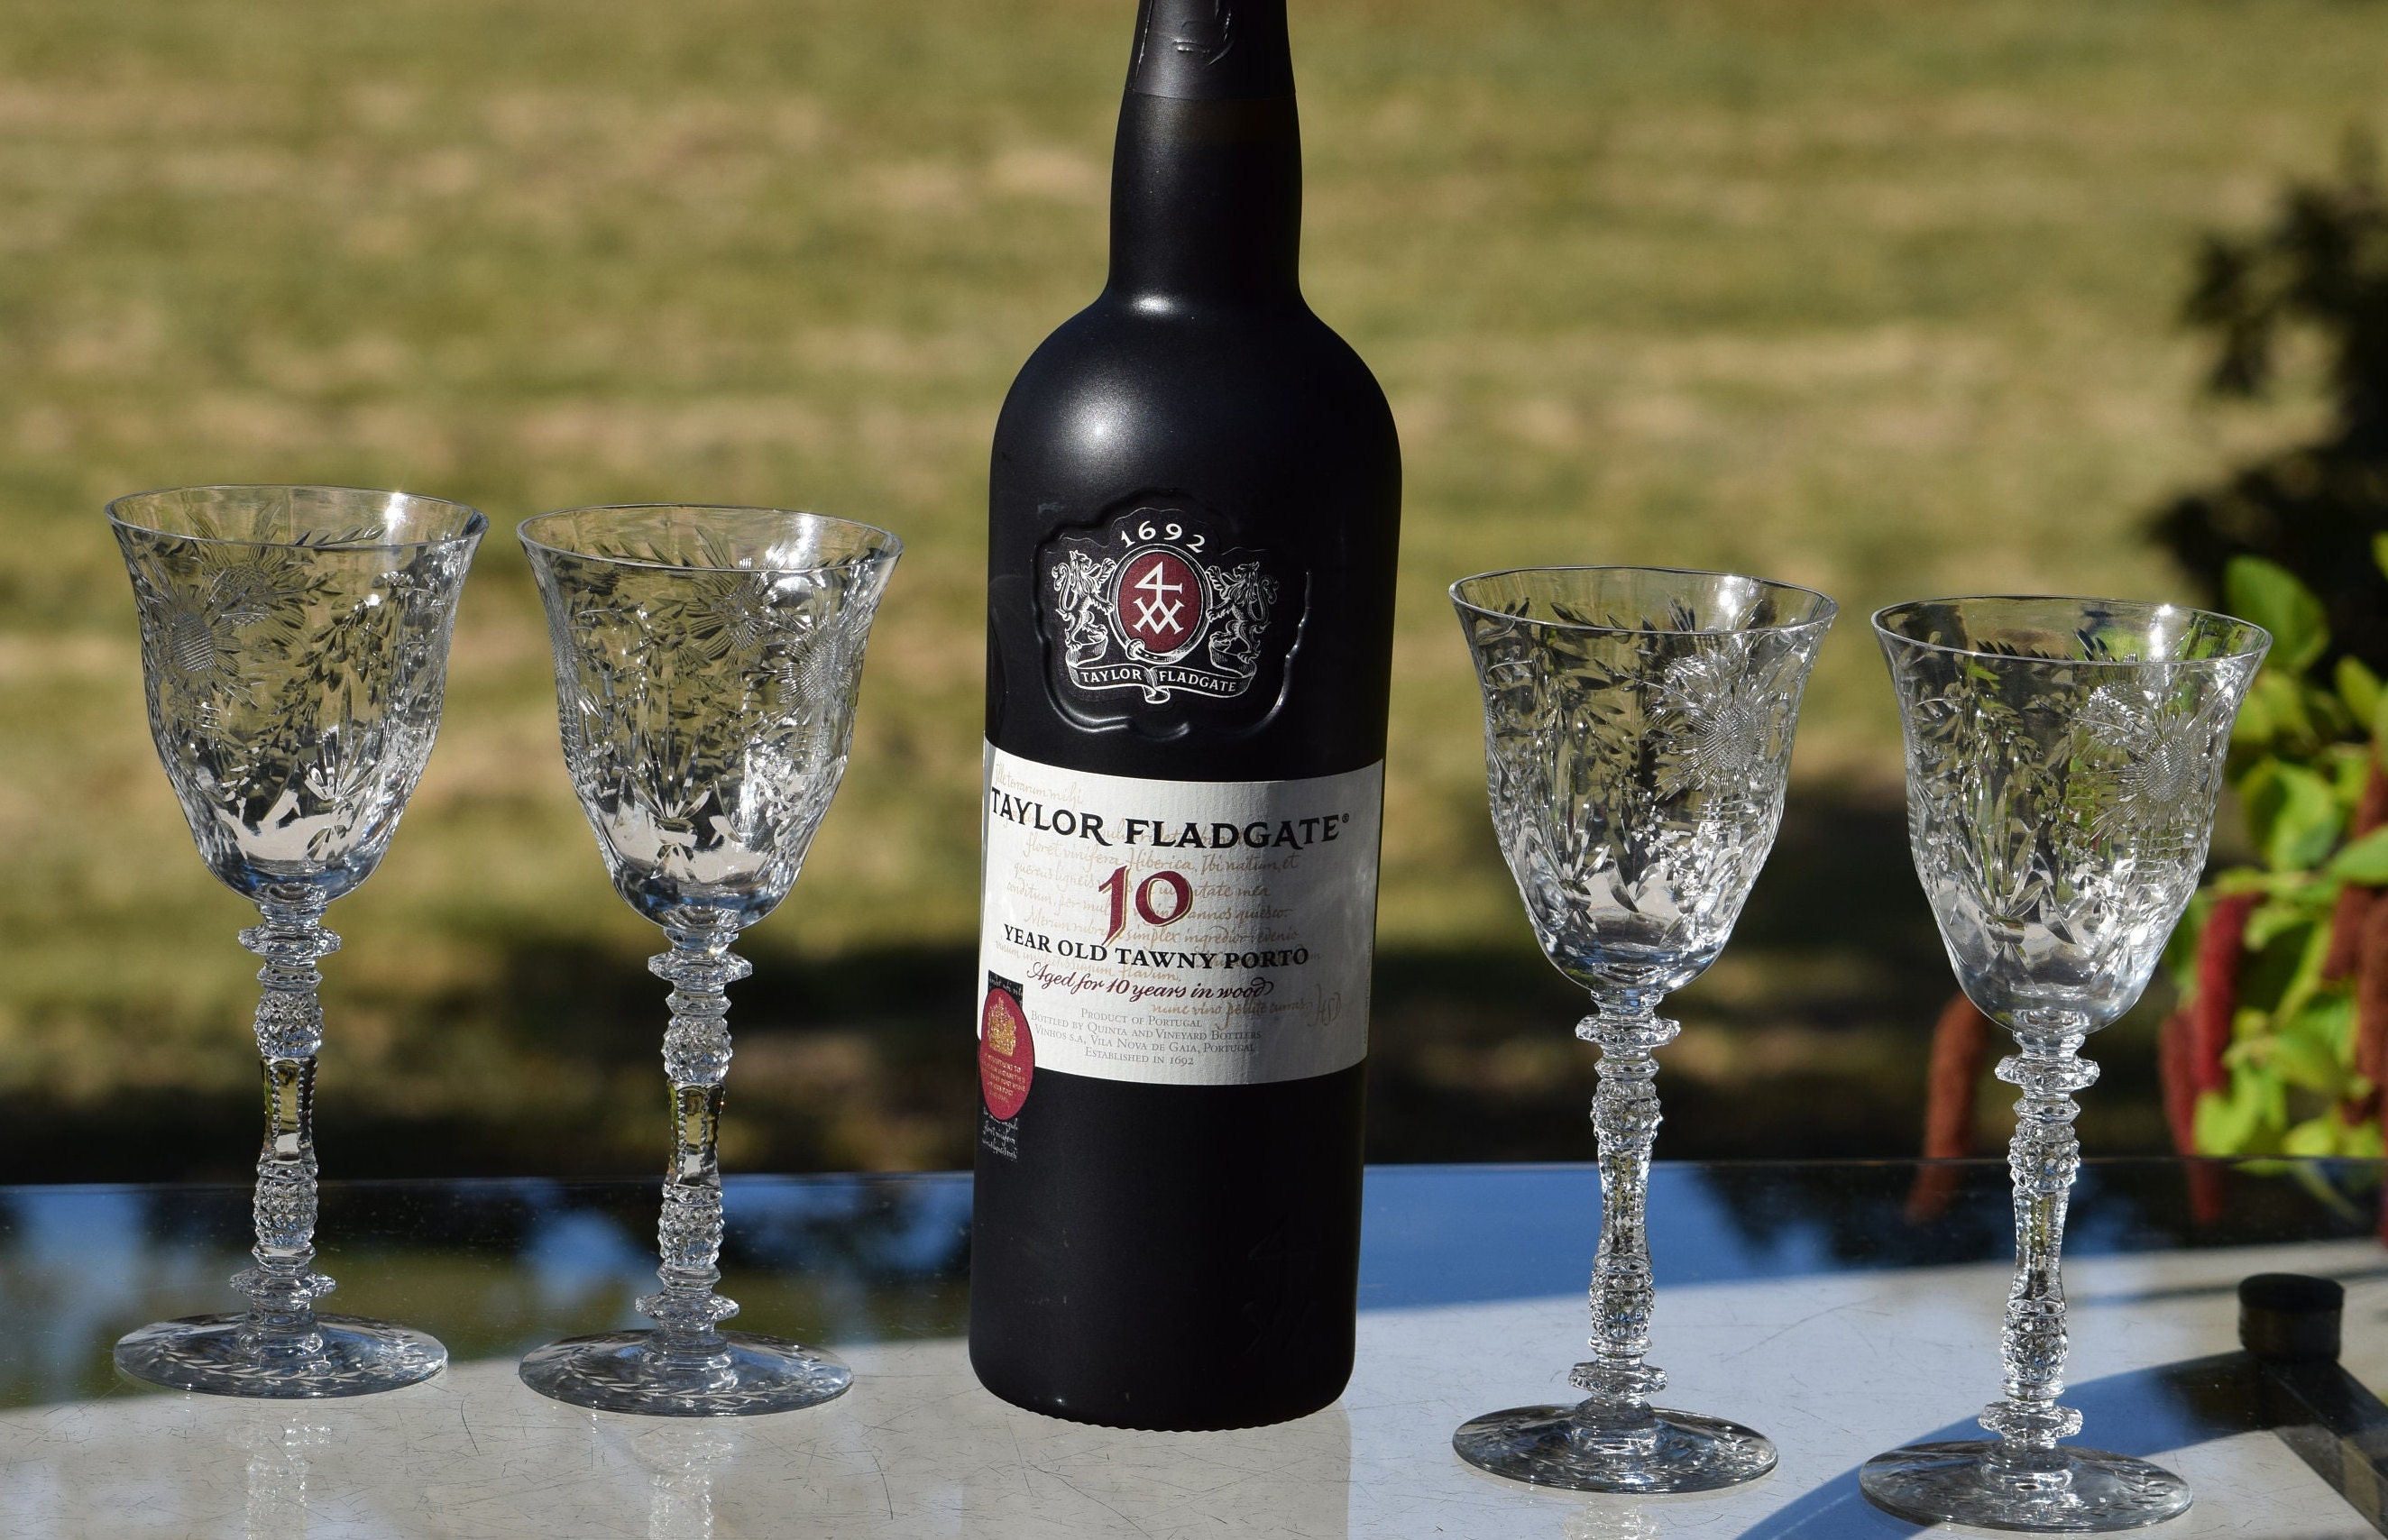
(979, 985), (1033, 1121)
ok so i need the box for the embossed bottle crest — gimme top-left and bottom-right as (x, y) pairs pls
(1040, 501), (1302, 725)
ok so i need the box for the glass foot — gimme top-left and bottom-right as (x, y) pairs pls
(114, 1313), (446, 1398)
(1453, 1402), (1777, 1493)
(1861, 1440), (2191, 1532)
(519, 1329), (852, 1416)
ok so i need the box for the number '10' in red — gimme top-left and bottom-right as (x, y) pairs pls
(1101, 866), (1192, 946)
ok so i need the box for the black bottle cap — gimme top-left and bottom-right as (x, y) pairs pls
(1126, 0), (1294, 101)
(2238, 1272), (2345, 1363)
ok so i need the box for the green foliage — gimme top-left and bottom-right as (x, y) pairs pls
(2186, 555), (2384, 1156)
(2165, 138), (2388, 1157)
(2226, 555), (2330, 676)
(2330, 826), (2388, 882)
(2335, 655), (2382, 724)
(2238, 756), (2343, 871)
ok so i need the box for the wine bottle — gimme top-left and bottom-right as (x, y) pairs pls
(971, 0), (1401, 1430)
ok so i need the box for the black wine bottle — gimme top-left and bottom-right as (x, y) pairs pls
(970, 0), (1400, 1430)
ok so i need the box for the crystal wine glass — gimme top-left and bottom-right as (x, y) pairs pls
(1864, 596), (2267, 1530)
(517, 504), (899, 1416)
(108, 484), (483, 1397)
(1449, 566), (1834, 1491)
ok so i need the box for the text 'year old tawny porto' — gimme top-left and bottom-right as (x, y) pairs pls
(970, 0), (1401, 1430)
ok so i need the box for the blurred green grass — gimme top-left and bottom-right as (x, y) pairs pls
(0, 0), (2377, 1174)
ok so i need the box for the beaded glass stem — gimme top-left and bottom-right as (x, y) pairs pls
(108, 484), (480, 1398)
(1864, 596), (2267, 1531)
(1449, 567), (1832, 1492)
(643, 915), (750, 1351)
(235, 898), (339, 1343)
(1574, 1003), (1676, 1423)
(517, 504), (898, 1416)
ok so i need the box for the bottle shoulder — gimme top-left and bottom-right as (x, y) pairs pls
(993, 293), (1396, 454)
(985, 290), (1401, 779)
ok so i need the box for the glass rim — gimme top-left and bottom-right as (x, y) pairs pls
(106, 484), (488, 550)
(1871, 593), (2272, 666)
(1447, 564), (1838, 637)
(518, 502), (903, 575)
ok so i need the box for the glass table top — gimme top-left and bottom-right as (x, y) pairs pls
(0, 1159), (2379, 1536)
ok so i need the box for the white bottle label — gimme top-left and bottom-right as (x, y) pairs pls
(978, 746), (1381, 1088)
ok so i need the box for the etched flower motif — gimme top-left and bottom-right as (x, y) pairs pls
(1649, 643), (1782, 805)
(759, 573), (882, 730)
(2074, 679), (2226, 858)
(665, 573), (778, 667)
(763, 625), (842, 710)
(130, 544), (317, 723)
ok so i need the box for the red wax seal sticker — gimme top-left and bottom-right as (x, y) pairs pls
(980, 985), (1034, 1121)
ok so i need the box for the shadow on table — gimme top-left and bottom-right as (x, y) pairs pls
(1733, 1353), (2374, 1539)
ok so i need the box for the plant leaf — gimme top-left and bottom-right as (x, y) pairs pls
(2233, 681), (2277, 749)
(2340, 656), (2384, 723)
(2162, 888), (2216, 990)
(2331, 828), (2388, 883)
(2225, 555), (2328, 675)
(2331, 742), (2374, 808)
(2239, 757), (2346, 871)
(2268, 994), (2351, 1090)
(2282, 1114), (2345, 1156)
(2195, 1071), (2284, 1154)
(2241, 671), (2315, 753)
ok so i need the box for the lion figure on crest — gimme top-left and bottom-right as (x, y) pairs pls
(1051, 551), (1118, 669)
(1205, 562), (1276, 682)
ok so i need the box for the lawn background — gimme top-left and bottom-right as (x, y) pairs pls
(0, 0), (2379, 1178)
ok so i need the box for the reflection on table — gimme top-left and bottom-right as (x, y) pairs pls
(0, 1160), (2379, 1537)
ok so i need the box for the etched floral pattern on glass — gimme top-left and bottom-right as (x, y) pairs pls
(534, 537), (878, 927)
(1449, 566), (1833, 1494)
(1862, 596), (2267, 1533)
(118, 489), (475, 903)
(1468, 587), (1822, 1001)
(518, 503), (898, 1417)
(1891, 610), (2255, 1035)
(108, 484), (481, 1399)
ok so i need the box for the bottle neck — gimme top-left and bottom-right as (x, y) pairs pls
(1107, 94), (1302, 306)
(1107, 0), (1301, 307)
